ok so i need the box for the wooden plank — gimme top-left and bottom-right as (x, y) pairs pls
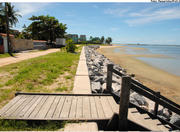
(22, 96), (43, 118)
(60, 96), (72, 118)
(29, 96), (48, 118)
(83, 96), (91, 118)
(107, 96), (119, 113)
(76, 96), (83, 118)
(94, 96), (105, 118)
(99, 96), (113, 118)
(106, 64), (113, 92)
(16, 92), (111, 96)
(53, 96), (65, 118)
(36, 96), (56, 118)
(89, 96), (98, 119)
(10, 95), (34, 117)
(0, 95), (22, 116)
(46, 96), (61, 119)
(119, 76), (131, 130)
(4, 95), (27, 117)
(69, 96), (78, 118)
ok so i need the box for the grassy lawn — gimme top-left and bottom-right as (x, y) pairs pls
(0, 46), (82, 130)
(0, 53), (16, 58)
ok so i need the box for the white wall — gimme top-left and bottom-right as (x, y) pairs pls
(3, 37), (8, 53)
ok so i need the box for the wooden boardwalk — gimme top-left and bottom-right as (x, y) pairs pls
(0, 93), (117, 120)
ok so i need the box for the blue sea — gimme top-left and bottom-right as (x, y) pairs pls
(114, 44), (180, 76)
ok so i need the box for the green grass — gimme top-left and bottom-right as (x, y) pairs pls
(75, 43), (109, 46)
(0, 47), (82, 130)
(0, 53), (16, 58)
(0, 120), (66, 131)
(0, 49), (81, 104)
(0, 51), (80, 105)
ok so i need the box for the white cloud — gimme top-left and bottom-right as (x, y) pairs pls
(110, 27), (119, 31)
(104, 8), (130, 17)
(13, 3), (49, 16)
(104, 6), (180, 26)
(126, 7), (180, 26)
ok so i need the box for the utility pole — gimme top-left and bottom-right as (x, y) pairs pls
(5, 2), (13, 56)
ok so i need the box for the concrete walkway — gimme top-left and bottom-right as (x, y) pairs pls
(73, 46), (91, 94)
(64, 47), (98, 131)
(0, 49), (59, 67)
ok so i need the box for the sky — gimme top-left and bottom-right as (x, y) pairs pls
(12, 2), (180, 45)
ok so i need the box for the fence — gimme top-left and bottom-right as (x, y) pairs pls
(106, 64), (180, 130)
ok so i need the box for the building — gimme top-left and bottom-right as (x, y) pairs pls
(0, 33), (34, 53)
(67, 34), (78, 43)
(56, 38), (66, 47)
(0, 33), (14, 53)
(79, 35), (86, 42)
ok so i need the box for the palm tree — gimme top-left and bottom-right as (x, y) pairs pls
(105, 37), (112, 45)
(6, 3), (21, 27)
(0, 3), (21, 56)
(0, 3), (21, 32)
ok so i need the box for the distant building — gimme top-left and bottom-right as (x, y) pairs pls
(80, 35), (86, 42)
(56, 38), (66, 47)
(67, 34), (78, 43)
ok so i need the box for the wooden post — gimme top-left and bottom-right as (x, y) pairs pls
(106, 64), (113, 92)
(119, 76), (131, 131)
(154, 91), (160, 116)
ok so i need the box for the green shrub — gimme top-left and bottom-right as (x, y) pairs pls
(66, 39), (77, 53)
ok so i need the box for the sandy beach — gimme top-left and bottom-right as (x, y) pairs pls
(97, 46), (180, 105)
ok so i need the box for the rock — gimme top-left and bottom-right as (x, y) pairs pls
(170, 114), (180, 127)
(158, 108), (172, 120)
(130, 92), (149, 107)
(102, 83), (106, 91)
(112, 76), (121, 84)
(88, 70), (95, 76)
(91, 82), (102, 93)
(93, 76), (104, 84)
(112, 83), (121, 92)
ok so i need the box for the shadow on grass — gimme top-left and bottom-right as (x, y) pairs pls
(0, 119), (68, 131)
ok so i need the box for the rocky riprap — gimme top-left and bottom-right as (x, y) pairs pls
(84, 45), (180, 128)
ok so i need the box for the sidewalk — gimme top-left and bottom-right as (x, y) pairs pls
(64, 47), (98, 131)
(0, 49), (59, 67)
(73, 46), (91, 94)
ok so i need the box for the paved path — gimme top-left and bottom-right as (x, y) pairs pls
(65, 47), (98, 131)
(73, 46), (91, 94)
(0, 49), (59, 67)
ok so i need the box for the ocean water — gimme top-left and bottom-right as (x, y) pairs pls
(114, 44), (180, 76)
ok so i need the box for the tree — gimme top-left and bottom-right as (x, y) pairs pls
(65, 39), (77, 53)
(26, 15), (67, 43)
(0, 3), (21, 33)
(105, 37), (112, 45)
(100, 36), (104, 44)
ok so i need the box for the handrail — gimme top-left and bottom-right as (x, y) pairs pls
(112, 68), (180, 109)
(106, 64), (180, 117)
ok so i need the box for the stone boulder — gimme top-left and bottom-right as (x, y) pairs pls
(130, 92), (149, 110)
(158, 108), (172, 120)
(91, 81), (102, 93)
(170, 114), (180, 127)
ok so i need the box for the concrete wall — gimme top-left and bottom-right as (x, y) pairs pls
(11, 38), (34, 52)
(56, 38), (66, 46)
(33, 41), (47, 50)
(3, 37), (8, 53)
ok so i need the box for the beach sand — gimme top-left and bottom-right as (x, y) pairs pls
(97, 46), (180, 105)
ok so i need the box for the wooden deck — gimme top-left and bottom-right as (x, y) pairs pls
(0, 93), (117, 120)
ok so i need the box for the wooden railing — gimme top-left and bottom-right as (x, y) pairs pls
(106, 64), (180, 130)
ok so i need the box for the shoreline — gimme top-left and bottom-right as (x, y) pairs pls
(97, 46), (180, 105)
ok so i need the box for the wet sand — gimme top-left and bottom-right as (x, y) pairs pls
(97, 46), (180, 105)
